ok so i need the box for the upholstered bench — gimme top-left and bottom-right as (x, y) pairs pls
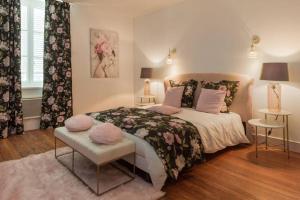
(54, 127), (136, 196)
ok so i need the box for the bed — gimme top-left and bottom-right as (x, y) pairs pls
(93, 73), (254, 190)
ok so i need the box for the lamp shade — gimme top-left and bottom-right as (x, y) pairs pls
(260, 63), (289, 81)
(140, 68), (153, 79)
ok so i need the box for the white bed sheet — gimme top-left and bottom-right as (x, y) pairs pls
(173, 108), (250, 153)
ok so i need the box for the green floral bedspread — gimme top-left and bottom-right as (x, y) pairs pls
(88, 107), (205, 179)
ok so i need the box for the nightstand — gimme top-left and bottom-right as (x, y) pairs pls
(249, 109), (292, 158)
(136, 95), (156, 106)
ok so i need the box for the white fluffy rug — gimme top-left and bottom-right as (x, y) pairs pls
(0, 148), (165, 200)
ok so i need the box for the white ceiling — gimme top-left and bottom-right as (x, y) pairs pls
(69, 0), (185, 17)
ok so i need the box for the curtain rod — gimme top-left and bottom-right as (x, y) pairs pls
(56, 0), (71, 3)
(56, 0), (85, 4)
(55, 0), (94, 5)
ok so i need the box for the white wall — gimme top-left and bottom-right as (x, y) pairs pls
(71, 4), (135, 114)
(134, 0), (259, 103)
(133, 0), (300, 145)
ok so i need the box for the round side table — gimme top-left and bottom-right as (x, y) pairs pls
(259, 109), (292, 158)
(248, 119), (287, 158)
(136, 95), (156, 106)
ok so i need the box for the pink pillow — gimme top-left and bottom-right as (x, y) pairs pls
(147, 105), (181, 115)
(65, 114), (94, 132)
(89, 123), (123, 144)
(196, 88), (226, 114)
(163, 86), (184, 108)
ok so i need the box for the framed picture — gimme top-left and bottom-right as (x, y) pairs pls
(90, 29), (119, 78)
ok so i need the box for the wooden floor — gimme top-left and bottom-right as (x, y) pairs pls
(1, 130), (300, 200)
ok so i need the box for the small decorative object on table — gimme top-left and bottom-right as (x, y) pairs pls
(248, 109), (292, 159)
(136, 95), (156, 107)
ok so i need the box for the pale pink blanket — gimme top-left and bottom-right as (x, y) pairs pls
(147, 105), (181, 115)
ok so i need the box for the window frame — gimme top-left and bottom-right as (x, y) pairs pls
(21, 0), (45, 89)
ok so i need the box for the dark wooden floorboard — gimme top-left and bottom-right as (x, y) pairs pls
(0, 138), (21, 161)
(1, 129), (300, 200)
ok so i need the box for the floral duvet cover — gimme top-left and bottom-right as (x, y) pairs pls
(88, 107), (205, 179)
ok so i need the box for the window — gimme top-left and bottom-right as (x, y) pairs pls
(21, 0), (45, 88)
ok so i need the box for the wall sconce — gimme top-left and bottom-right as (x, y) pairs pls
(249, 35), (260, 58)
(166, 48), (177, 65)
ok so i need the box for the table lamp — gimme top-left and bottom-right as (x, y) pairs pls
(140, 68), (153, 96)
(260, 63), (289, 112)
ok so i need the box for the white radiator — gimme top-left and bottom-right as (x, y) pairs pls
(22, 97), (42, 131)
(23, 97), (42, 118)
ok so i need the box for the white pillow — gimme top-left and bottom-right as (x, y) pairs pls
(65, 114), (94, 132)
(89, 123), (123, 144)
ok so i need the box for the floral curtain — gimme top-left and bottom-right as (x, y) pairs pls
(40, 0), (72, 129)
(0, 0), (24, 139)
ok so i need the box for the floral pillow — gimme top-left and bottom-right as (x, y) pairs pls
(200, 80), (240, 113)
(169, 79), (198, 108)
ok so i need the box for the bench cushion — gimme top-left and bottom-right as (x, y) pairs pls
(54, 127), (135, 165)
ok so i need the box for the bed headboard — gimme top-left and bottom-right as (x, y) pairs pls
(164, 73), (254, 123)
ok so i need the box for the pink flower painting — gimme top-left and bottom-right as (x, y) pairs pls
(90, 29), (119, 78)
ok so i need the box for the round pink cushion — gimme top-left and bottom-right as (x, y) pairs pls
(89, 123), (123, 144)
(65, 114), (94, 132)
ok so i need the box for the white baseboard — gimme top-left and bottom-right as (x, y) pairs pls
(24, 116), (40, 131)
(254, 134), (300, 153)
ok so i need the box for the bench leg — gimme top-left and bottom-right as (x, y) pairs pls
(54, 137), (134, 196)
(97, 165), (100, 196)
(133, 153), (136, 176)
(72, 149), (75, 172)
(287, 116), (290, 159)
(265, 114), (268, 150)
(256, 126), (258, 158)
(54, 137), (57, 158)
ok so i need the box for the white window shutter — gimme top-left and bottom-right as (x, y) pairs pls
(21, 0), (45, 87)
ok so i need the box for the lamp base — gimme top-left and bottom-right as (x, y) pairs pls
(144, 79), (151, 96)
(267, 83), (281, 112)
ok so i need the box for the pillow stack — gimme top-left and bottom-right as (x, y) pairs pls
(163, 79), (239, 115)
